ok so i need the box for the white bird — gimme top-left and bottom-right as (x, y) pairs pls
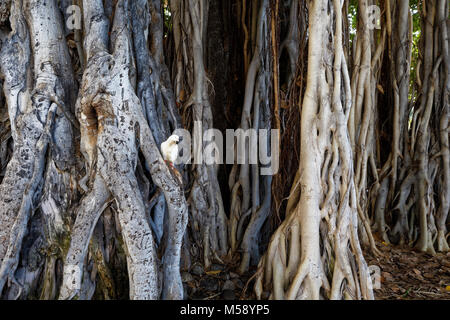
(161, 135), (180, 164)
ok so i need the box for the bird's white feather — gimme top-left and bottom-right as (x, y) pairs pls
(161, 135), (179, 163)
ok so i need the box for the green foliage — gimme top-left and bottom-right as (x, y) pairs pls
(409, 0), (421, 101)
(348, 0), (358, 44)
(163, 0), (172, 37)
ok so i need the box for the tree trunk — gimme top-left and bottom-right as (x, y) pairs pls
(255, 0), (373, 300)
(0, 0), (447, 301)
(0, 0), (188, 300)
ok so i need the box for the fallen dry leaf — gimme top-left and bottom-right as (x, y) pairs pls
(423, 273), (434, 279)
(382, 272), (393, 282)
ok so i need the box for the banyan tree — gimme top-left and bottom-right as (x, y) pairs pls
(0, 0), (447, 300)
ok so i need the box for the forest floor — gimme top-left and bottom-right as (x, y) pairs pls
(183, 242), (450, 300)
(365, 242), (450, 300)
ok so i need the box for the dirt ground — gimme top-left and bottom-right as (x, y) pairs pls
(183, 242), (450, 300)
(365, 242), (450, 300)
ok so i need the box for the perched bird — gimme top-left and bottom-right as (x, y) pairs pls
(161, 135), (180, 164)
(161, 135), (183, 185)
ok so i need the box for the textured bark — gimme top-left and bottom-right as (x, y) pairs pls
(0, 0), (76, 298)
(411, 0), (449, 253)
(255, 0), (373, 300)
(0, 0), (187, 300)
(372, 0), (449, 253)
(170, 0), (228, 269)
(59, 0), (187, 300)
(0, 0), (446, 301)
(372, 0), (414, 245)
(349, 0), (384, 254)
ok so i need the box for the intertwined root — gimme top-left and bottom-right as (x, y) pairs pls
(59, 0), (189, 300)
(371, 0), (449, 254)
(170, 0), (228, 268)
(255, 0), (374, 300)
(255, 187), (374, 300)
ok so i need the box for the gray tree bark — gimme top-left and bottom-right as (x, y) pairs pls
(0, 0), (188, 300)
